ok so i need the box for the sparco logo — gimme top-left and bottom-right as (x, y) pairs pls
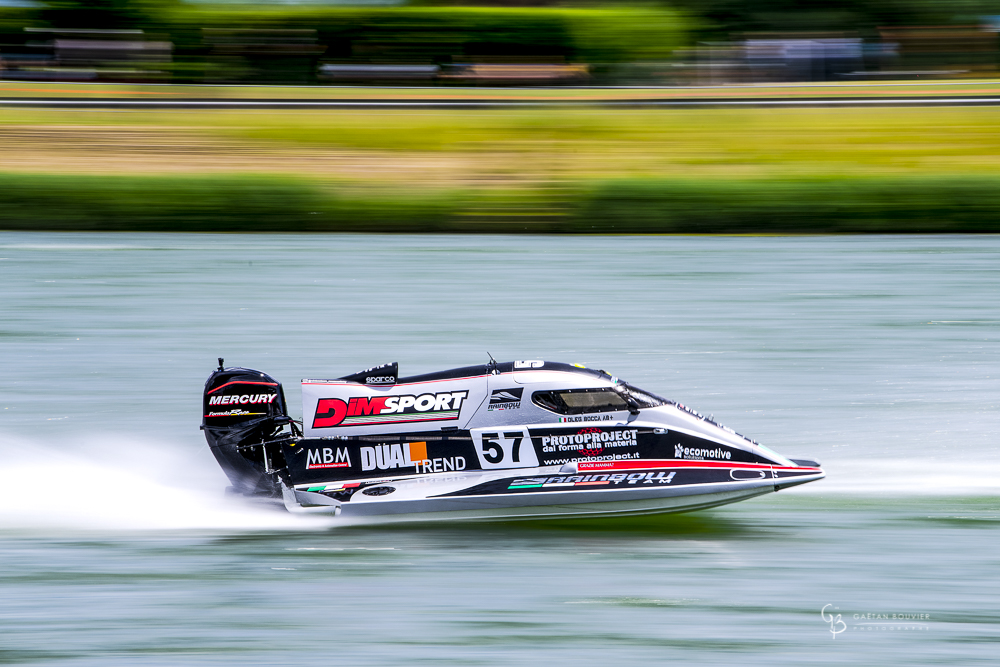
(675, 444), (732, 460)
(487, 387), (523, 411)
(208, 393), (277, 406)
(366, 376), (395, 385)
(306, 447), (351, 469)
(312, 391), (469, 429)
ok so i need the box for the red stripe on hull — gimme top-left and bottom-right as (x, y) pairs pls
(577, 459), (821, 472)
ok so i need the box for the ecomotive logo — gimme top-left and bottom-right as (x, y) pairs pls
(675, 444), (731, 460)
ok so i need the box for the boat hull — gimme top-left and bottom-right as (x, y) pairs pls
(203, 359), (826, 521)
(282, 464), (825, 523)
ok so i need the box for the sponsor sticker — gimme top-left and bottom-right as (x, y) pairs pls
(559, 414), (614, 423)
(306, 447), (352, 470)
(576, 427), (603, 457)
(305, 482), (361, 493)
(205, 409), (265, 418)
(312, 391), (469, 429)
(487, 387), (523, 411)
(361, 441), (467, 473)
(540, 429), (637, 453)
(304, 441), (467, 474)
(339, 362), (398, 386)
(544, 452), (641, 466)
(674, 444), (732, 460)
(507, 471), (674, 490)
(208, 393), (277, 406)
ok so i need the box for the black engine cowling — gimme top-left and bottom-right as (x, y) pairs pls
(202, 364), (291, 496)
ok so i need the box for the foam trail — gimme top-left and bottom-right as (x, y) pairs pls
(0, 433), (336, 533)
(798, 458), (1000, 496)
(4, 436), (994, 535)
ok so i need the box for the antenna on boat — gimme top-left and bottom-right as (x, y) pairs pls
(486, 351), (498, 375)
(218, 357), (224, 371)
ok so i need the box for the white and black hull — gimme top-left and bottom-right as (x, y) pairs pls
(284, 466), (821, 523)
(202, 359), (824, 522)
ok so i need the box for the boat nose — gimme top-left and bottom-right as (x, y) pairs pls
(774, 458), (825, 491)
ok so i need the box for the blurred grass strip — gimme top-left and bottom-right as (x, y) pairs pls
(3, 107), (1000, 180)
(573, 177), (1000, 233)
(0, 173), (457, 232)
(2, 172), (999, 233)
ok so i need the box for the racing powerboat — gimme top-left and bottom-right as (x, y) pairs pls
(202, 358), (823, 522)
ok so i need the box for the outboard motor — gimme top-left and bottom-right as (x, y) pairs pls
(202, 360), (294, 496)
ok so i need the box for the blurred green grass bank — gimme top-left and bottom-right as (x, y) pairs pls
(3, 104), (1000, 233)
(3, 172), (1000, 234)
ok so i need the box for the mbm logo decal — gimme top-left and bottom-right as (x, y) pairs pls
(306, 447), (351, 469)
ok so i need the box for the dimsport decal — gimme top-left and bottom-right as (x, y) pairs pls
(312, 391), (468, 428)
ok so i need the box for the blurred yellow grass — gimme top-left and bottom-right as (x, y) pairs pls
(2, 107), (999, 189)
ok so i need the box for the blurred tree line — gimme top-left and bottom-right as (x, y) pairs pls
(1, 1), (687, 83)
(668, 0), (1000, 37)
(3, 1), (1000, 84)
(26, 0), (1000, 35)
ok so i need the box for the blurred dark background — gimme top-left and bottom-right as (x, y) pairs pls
(2, 0), (999, 86)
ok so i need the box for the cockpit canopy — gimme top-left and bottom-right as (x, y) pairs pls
(531, 384), (667, 415)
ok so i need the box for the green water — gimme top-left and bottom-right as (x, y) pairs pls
(1, 233), (998, 664)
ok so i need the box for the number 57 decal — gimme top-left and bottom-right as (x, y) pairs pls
(471, 428), (539, 470)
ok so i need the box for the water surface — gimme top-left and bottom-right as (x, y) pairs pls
(1, 233), (998, 664)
